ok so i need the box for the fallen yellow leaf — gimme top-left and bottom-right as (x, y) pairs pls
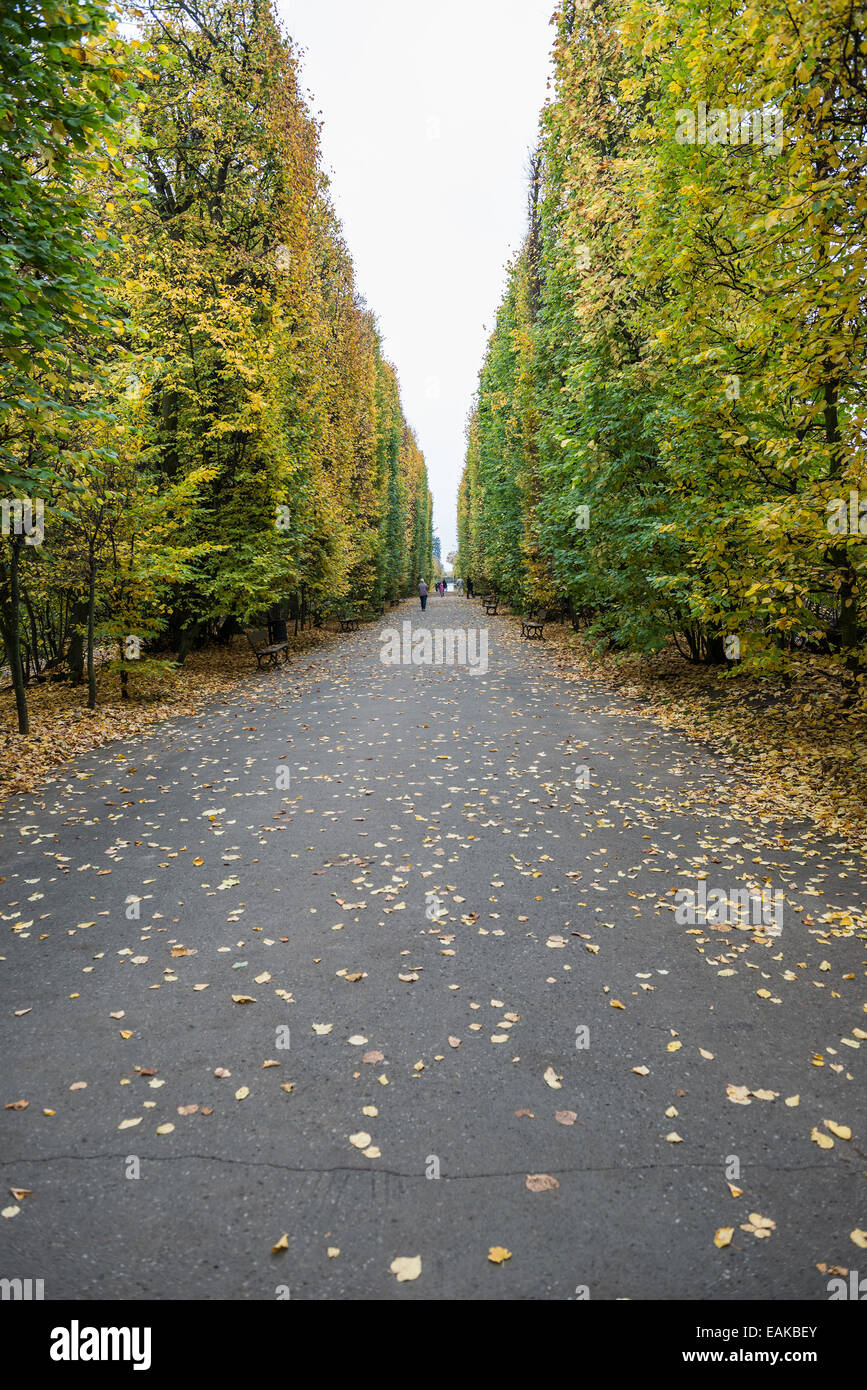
(810, 1127), (834, 1149)
(390, 1255), (421, 1282)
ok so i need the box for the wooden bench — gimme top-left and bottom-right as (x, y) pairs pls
(339, 613), (361, 633)
(521, 610), (548, 640)
(484, 594), (499, 616)
(245, 627), (289, 668)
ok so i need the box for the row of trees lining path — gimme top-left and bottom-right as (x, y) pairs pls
(458, 0), (865, 693)
(1, 0), (433, 735)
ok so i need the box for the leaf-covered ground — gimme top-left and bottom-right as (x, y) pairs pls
(534, 621), (867, 854)
(1, 597), (864, 1298)
(0, 629), (333, 805)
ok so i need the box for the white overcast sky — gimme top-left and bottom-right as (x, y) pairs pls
(277, 0), (556, 558)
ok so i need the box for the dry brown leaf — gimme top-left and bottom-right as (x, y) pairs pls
(526, 1173), (560, 1192)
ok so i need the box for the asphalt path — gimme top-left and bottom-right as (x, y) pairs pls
(1, 596), (865, 1300)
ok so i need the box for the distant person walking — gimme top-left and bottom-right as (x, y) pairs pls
(466, 577), (474, 598)
(418, 578), (428, 611)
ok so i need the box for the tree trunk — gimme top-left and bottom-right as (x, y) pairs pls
(176, 621), (201, 665)
(7, 536), (30, 734)
(824, 376), (861, 694)
(22, 585), (42, 680)
(86, 554), (96, 710)
(65, 594), (89, 684)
